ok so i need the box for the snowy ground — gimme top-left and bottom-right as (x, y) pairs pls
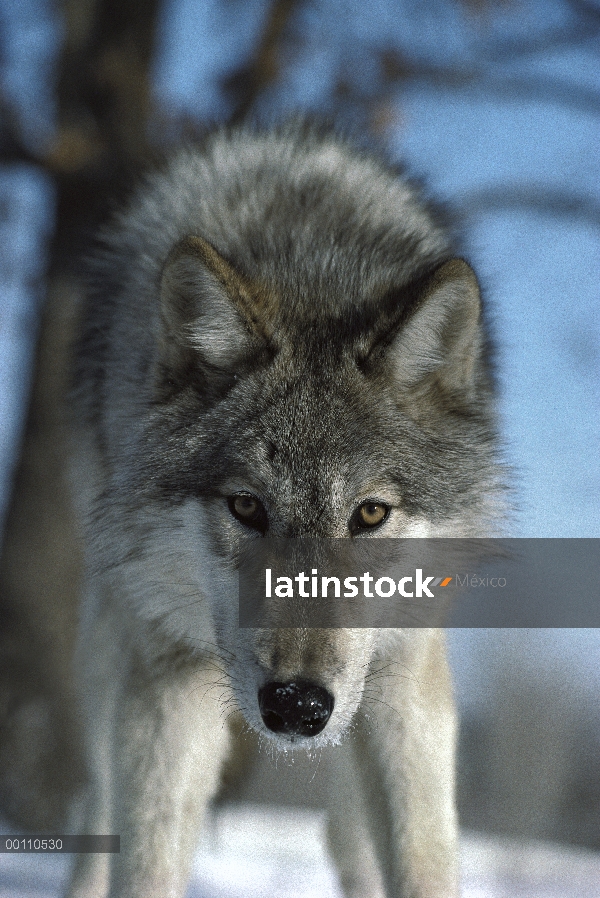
(2, 806), (600, 898)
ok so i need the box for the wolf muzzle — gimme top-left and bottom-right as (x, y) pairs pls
(258, 680), (334, 737)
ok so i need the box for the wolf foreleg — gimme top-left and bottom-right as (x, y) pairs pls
(354, 629), (458, 898)
(327, 740), (387, 898)
(68, 628), (230, 898)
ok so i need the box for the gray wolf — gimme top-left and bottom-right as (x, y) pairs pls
(0, 125), (504, 897)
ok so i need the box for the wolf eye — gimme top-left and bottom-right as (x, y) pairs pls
(228, 494), (268, 533)
(350, 501), (389, 534)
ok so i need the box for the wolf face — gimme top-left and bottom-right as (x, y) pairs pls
(76, 127), (502, 753)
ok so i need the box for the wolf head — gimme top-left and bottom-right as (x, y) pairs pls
(81, 129), (504, 748)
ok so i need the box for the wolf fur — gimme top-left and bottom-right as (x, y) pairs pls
(1, 125), (504, 898)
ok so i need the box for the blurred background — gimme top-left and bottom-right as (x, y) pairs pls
(0, 0), (599, 892)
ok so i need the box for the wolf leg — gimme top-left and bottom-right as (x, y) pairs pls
(66, 605), (121, 898)
(327, 740), (386, 898)
(67, 630), (230, 898)
(356, 630), (458, 898)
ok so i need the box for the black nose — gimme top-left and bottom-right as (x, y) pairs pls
(258, 680), (334, 737)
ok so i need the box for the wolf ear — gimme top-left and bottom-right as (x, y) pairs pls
(159, 236), (260, 375)
(389, 258), (483, 396)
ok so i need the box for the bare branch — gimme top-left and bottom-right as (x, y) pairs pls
(0, 94), (40, 167)
(454, 185), (600, 229)
(223, 0), (301, 123)
(380, 49), (600, 116)
(478, 20), (600, 63)
(564, 0), (600, 24)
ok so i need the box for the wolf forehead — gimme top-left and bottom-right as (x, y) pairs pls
(115, 128), (452, 302)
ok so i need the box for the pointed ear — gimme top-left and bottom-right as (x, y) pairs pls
(389, 258), (483, 396)
(159, 236), (262, 376)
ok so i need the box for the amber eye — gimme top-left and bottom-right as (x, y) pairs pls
(232, 495), (258, 518)
(350, 501), (389, 534)
(228, 494), (268, 533)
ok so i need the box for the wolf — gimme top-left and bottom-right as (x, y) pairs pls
(0, 125), (504, 898)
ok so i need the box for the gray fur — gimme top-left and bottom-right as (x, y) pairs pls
(8, 125), (506, 898)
